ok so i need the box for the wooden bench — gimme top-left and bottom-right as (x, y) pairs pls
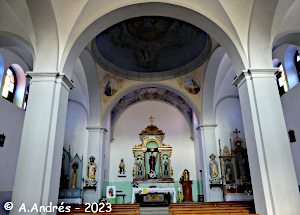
(58, 203), (140, 215)
(169, 201), (257, 215)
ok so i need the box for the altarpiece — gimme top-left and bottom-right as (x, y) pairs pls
(219, 129), (253, 201)
(132, 117), (173, 182)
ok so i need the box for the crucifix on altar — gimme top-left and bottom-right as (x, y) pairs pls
(132, 116), (173, 182)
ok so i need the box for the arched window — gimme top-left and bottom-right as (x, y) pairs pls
(2, 66), (17, 103)
(294, 50), (300, 82)
(23, 84), (30, 110)
(276, 63), (288, 96)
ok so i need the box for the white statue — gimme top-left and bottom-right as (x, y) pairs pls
(85, 156), (98, 187)
(87, 156), (97, 179)
(209, 153), (220, 184)
(209, 154), (218, 178)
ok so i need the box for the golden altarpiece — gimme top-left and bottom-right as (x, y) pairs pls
(219, 129), (253, 201)
(132, 117), (173, 182)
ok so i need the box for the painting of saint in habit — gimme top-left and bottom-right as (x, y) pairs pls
(184, 77), (201, 94)
(103, 78), (118, 96)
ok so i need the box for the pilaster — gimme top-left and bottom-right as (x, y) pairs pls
(199, 124), (223, 202)
(233, 68), (300, 215)
(11, 72), (74, 215)
(84, 127), (107, 203)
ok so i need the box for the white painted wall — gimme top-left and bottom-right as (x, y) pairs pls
(215, 97), (245, 150)
(0, 97), (25, 192)
(64, 101), (88, 173)
(110, 101), (196, 182)
(281, 83), (300, 185)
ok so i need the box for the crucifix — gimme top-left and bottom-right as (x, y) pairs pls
(233, 128), (240, 137)
(149, 115), (154, 125)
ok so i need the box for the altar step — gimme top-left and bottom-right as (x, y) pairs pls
(140, 207), (170, 215)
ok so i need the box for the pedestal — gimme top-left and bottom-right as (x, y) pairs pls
(181, 180), (193, 202)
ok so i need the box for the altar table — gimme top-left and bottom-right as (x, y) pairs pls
(131, 188), (177, 204)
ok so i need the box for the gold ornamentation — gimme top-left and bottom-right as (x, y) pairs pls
(140, 124), (164, 135)
(145, 194), (163, 201)
(223, 146), (231, 155)
(132, 166), (136, 179)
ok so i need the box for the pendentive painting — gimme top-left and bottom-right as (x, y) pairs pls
(184, 77), (200, 94)
(103, 78), (118, 96)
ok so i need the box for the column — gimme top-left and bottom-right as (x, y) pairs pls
(233, 69), (300, 215)
(11, 72), (74, 215)
(199, 125), (223, 202)
(84, 127), (107, 203)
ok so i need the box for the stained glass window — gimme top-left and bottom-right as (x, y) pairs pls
(23, 84), (30, 110)
(294, 50), (300, 82)
(2, 66), (17, 103)
(276, 63), (288, 96)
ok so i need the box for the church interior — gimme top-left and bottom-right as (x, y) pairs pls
(0, 1), (300, 215)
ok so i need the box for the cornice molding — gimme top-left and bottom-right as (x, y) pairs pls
(197, 124), (217, 130)
(233, 68), (278, 88)
(26, 72), (75, 91)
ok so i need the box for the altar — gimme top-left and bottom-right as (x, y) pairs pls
(131, 187), (177, 204)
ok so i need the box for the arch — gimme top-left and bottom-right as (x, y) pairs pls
(61, 2), (246, 79)
(102, 82), (200, 126)
(273, 31), (300, 50)
(78, 49), (101, 128)
(284, 45), (299, 89)
(0, 54), (4, 88)
(11, 64), (26, 108)
(202, 46), (226, 125)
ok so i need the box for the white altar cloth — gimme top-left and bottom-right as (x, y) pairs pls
(225, 193), (253, 201)
(131, 188), (177, 204)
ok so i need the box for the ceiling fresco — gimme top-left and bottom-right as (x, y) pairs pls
(111, 87), (193, 129)
(92, 16), (211, 81)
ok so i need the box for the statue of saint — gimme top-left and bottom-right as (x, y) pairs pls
(209, 154), (218, 178)
(119, 158), (125, 174)
(71, 162), (78, 189)
(164, 160), (169, 176)
(135, 162), (143, 175)
(225, 165), (233, 183)
(149, 152), (156, 172)
(87, 156), (97, 179)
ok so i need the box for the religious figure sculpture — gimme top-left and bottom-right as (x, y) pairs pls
(209, 153), (220, 184)
(88, 156), (97, 179)
(70, 162), (78, 189)
(85, 156), (97, 187)
(135, 162), (143, 176)
(164, 160), (169, 176)
(148, 151), (158, 178)
(149, 152), (156, 172)
(225, 165), (233, 183)
(119, 158), (125, 174)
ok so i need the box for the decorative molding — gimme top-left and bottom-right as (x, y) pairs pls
(26, 72), (75, 91)
(86, 127), (108, 132)
(233, 69), (278, 88)
(198, 124), (217, 130)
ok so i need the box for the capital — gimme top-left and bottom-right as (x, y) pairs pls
(26, 72), (75, 91)
(233, 68), (278, 88)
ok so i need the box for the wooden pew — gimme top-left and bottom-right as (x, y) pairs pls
(58, 203), (140, 215)
(169, 201), (257, 215)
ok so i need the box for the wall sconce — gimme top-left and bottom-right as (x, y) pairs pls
(288, 130), (296, 143)
(0, 133), (6, 147)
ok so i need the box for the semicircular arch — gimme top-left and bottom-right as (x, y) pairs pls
(61, 2), (246, 79)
